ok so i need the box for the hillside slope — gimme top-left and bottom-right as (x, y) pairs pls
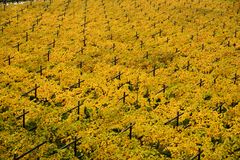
(0, 0), (239, 159)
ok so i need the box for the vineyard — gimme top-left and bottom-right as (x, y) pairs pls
(0, 0), (239, 159)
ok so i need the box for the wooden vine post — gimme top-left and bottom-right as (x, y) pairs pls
(120, 122), (135, 139)
(149, 65), (159, 77)
(157, 84), (167, 94)
(62, 101), (81, 121)
(112, 56), (118, 65)
(16, 109), (29, 128)
(111, 72), (123, 81)
(26, 32), (28, 42)
(32, 24), (35, 32)
(4, 56), (14, 65)
(61, 137), (81, 157)
(186, 61), (190, 71)
(69, 79), (84, 90)
(119, 92), (128, 104)
(144, 52), (149, 59)
(36, 66), (46, 76)
(47, 50), (50, 61)
(232, 73), (238, 84)
(14, 42), (22, 52)
(164, 111), (184, 127)
(21, 84), (39, 99)
(198, 79), (204, 87)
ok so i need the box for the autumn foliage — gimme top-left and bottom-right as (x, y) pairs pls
(0, 0), (239, 159)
